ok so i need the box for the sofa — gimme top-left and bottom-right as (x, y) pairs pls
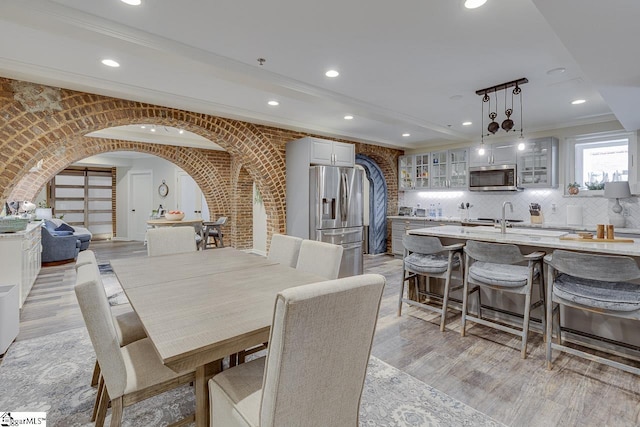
(41, 219), (93, 264)
(43, 219), (92, 251)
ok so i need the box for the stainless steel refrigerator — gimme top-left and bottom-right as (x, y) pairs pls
(308, 165), (364, 277)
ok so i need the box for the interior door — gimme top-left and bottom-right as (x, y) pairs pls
(177, 172), (209, 220)
(128, 171), (152, 242)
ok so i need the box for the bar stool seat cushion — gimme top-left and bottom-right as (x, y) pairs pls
(469, 262), (534, 287)
(404, 253), (459, 274)
(553, 273), (640, 312)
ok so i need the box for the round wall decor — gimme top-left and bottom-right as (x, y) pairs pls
(158, 180), (169, 197)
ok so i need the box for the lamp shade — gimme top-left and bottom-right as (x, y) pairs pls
(604, 181), (631, 199)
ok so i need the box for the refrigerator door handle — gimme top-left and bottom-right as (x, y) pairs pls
(340, 172), (349, 222)
(322, 229), (361, 237)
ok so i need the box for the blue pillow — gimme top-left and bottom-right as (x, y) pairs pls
(55, 223), (75, 232)
(52, 230), (74, 236)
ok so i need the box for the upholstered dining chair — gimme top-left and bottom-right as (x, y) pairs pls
(208, 273), (386, 427)
(545, 250), (640, 375)
(75, 264), (195, 427)
(203, 217), (228, 249)
(461, 240), (545, 359)
(267, 234), (303, 267)
(398, 234), (465, 332)
(75, 249), (98, 269)
(295, 239), (344, 280)
(146, 226), (198, 256)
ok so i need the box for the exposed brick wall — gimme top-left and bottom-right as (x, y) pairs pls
(0, 77), (403, 250)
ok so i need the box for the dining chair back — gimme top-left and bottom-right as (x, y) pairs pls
(203, 216), (228, 249)
(295, 239), (343, 279)
(461, 239), (545, 359)
(398, 234), (464, 332)
(209, 273), (386, 427)
(75, 249), (98, 270)
(545, 249), (640, 375)
(267, 234), (303, 267)
(75, 264), (195, 427)
(146, 226), (197, 256)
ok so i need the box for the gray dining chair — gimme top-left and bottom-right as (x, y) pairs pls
(295, 239), (344, 280)
(75, 263), (195, 427)
(398, 234), (465, 332)
(203, 216), (228, 249)
(146, 226), (198, 256)
(545, 250), (640, 375)
(267, 234), (303, 267)
(461, 239), (545, 359)
(208, 273), (386, 427)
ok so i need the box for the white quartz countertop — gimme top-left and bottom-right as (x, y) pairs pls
(388, 216), (640, 235)
(408, 225), (640, 257)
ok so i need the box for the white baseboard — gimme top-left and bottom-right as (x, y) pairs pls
(247, 248), (267, 256)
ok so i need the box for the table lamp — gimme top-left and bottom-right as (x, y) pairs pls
(604, 181), (631, 227)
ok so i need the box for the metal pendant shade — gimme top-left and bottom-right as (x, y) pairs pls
(477, 78), (527, 143)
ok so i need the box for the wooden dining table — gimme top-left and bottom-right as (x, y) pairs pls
(110, 248), (326, 427)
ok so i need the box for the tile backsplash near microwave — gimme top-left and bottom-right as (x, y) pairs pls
(400, 188), (639, 229)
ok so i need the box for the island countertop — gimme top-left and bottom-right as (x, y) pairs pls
(408, 225), (640, 257)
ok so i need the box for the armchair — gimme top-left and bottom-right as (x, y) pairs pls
(41, 226), (80, 264)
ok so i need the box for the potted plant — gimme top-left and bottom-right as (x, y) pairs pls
(567, 182), (580, 195)
(35, 200), (53, 220)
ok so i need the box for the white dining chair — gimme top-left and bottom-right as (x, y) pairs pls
(75, 264), (195, 427)
(208, 273), (386, 427)
(267, 234), (303, 268)
(203, 217), (228, 249)
(295, 239), (344, 280)
(146, 226), (198, 256)
(75, 249), (98, 270)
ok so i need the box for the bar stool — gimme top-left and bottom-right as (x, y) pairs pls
(461, 239), (545, 358)
(545, 250), (640, 375)
(398, 234), (465, 332)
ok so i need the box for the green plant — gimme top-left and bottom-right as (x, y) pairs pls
(567, 182), (580, 189)
(37, 200), (50, 208)
(586, 182), (605, 190)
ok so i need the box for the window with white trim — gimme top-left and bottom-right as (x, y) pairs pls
(567, 131), (634, 194)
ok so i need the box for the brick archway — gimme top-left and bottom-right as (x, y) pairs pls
(2, 84), (286, 242)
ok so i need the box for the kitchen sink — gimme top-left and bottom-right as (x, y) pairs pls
(465, 226), (568, 238)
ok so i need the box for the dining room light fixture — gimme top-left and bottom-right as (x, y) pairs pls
(477, 78), (528, 151)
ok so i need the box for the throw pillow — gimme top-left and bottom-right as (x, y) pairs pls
(44, 220), (58, 232)
(52, 230), (74, 236)
(55, 223), (75, 232)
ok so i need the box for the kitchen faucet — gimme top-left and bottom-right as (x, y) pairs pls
(501, 201), (513, 234)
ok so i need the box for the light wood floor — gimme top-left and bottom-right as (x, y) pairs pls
(11, 240), (640, 426)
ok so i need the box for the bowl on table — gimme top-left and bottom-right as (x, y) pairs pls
(164, 212), (185, 221)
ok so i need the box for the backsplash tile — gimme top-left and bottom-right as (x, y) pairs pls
(399, 188), (639, 229)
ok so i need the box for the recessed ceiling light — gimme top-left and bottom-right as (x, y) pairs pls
(140, 125), (146, 129)
(150, 126), (156, 132)
(546, 67), (566, 76)
(121, 0), (141, 5)
(571, 99), (586, 105)
(402, 133), (411, 137)
(178, 129), (184, 134)
(267, 100), (279, 106)
(101, 59), (120, 68)
(518, 142), (526, 150)
(344, 115), (354, 120)
(462, 121), (472, 126)
(325, 70), (340, 78)
(464, 0), (487, 9)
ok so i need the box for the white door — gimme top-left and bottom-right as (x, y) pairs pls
(177, 172), (209, 220)
(128, 171), (153, 242)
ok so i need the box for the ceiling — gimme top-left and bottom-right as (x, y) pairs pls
(0, 0), (637, 150)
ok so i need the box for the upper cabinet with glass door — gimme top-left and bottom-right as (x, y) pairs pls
(414, 153), (430, 188)
(398, 155), (415, 190)
(516, 137), (558, 188)
(398, 149), (467, 191)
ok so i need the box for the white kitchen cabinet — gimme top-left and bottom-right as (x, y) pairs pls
(302, 136), (354, 167)
(398, 155), (415, 190)
(391, 217), (427, 256)
(469, 142), (517, 167)
(0, 222), (42, 308)
(517, 137), (558, 188)
(400, 149), (467, 190)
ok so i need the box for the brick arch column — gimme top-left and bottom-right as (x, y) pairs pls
(1, 82), (286, 243)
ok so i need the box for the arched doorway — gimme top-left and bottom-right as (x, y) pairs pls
(356, 154), (387, 254)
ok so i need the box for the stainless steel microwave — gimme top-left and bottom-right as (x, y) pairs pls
(469, 164), (520, 191)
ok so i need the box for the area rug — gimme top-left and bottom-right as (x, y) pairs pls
(98, 262), (128, 306)
(0, 328), (504, 427)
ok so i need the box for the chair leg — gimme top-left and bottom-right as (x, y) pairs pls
(546, 266), (555, 369)
(461, 255), (470, 337)
(95, 385), (110, 427)
(110, 396), (123, 427)
(92, 375), (105, 422)
(521, 285), (533, 359)
(398, 268), (406, 316)
(440, 266), (453, 332)
(91, 359), (101, 387)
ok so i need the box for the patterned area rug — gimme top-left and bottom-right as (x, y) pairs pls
(97, 262), (128, 306)
(0, 329), (504, 426)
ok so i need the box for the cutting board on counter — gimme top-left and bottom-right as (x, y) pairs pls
(559, 235), (635, 243)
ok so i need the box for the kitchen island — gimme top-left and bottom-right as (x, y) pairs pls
(407, 224), (640, 352)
